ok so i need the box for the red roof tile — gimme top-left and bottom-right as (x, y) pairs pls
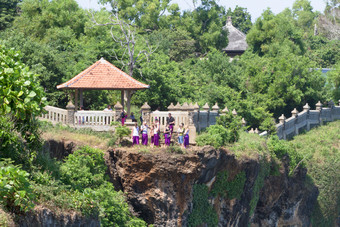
(57, 58), (149, 90)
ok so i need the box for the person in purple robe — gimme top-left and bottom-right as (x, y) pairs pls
(166, 113), (175, 134)
(184, 125), (190, 148)
(150, 124), (155, 147)
(131, 122), (140, 146)
(153, 119), (160, 146)
(121, 110), (127, 126)
(163, 124), (171, 146)
(141, 121), (149, 145)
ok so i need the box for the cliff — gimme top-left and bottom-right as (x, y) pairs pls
(104, 146), (318, 227)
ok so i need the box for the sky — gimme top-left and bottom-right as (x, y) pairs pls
(76, 0), (326, 22)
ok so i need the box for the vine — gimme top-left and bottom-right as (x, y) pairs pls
(210, 170), (246, 200)
(249, 160), (271, 217)
(188, 184), (218, 227)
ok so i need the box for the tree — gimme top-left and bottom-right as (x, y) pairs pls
(318, 0), (340, 40)
(0, 45), (46, 165)
(181, 0), (228, 54)
(99, 0), (175, 30)
(292, 0), (318, 32)
(247, 9), (305, 57)
(226, 5), (252, 34)
(0, 0), (21, 30)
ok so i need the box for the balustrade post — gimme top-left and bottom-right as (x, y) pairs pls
(202, 103), (210, 127)
(114, 101), (123, 122)
(291, 108), (299, 136)
(66, 101), (75, 126)
(193, 102), (200, 132)
(303, 103), (310, 131)
(141, 102), (151, 125)
(279, 114), (286, 140)
(316, 101), (322, 125)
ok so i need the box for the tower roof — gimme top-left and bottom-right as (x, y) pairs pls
(57, 58), (149, 90)
(222, 17), (248, 52)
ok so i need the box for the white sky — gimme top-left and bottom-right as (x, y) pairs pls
(76, 0), (326, 22)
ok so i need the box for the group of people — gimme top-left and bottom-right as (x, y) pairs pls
(131, 113), (190, 148)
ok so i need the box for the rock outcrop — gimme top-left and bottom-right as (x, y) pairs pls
(18, 206), (100, 227)
(105, 147), (318, 227)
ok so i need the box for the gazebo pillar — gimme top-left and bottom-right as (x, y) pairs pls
(79, 89), (84, 108)
(121, 90), (125, 111)
(126, 90), (131, 116)
(74, 89), (79, 110)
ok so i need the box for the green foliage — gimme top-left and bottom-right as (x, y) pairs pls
(268, 136), (304, 175)
(196, 113), (241, 148)
(289, 121), (340, 226)
(0, 45), (46, 121)
(0, 159), (35, 213)
(0, 45), (46, 167)
(111, 122), (131, 144)
(327, 61), (340, 101)
(187, 184), (218, 227)
(60, 146), (108, 190)
(31, 146), (147, 226)
(226, 5), (252, 34)
(210, 170), (246, 200)
(249, 160), (271, 217)
(85, 183), (147, 227)
(0, 0), (20, 30)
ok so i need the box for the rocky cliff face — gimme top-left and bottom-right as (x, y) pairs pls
(105, 147), (318, 227)
(18, 206), (100, 227)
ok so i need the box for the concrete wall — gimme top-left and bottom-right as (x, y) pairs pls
(276, 104), (340, 140)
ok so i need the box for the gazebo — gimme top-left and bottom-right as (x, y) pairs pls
(57, 57), (149, 115)
(222, 16), (248, 59)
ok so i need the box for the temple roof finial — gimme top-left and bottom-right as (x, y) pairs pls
(227, 16), (232, 26)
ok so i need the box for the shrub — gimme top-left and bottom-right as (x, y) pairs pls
(111, 122), (131, 145)
(60, 146), (108, 190)
(268, 136), (304, 175)
(0, 159), (35, 213)
(196, 113), (241, 148)
(85, 183), (147, 227)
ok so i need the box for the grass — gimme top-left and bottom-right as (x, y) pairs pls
(288, 121), (340, 226)
(0, 207), (14, 227)
(39, 121), (113, 150)
(227, 131), (269, 160)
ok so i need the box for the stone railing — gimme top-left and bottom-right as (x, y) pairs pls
(39, 102), (123, 131)
(74, 111), (115, 131)
(39, 105), (68, 124)
(149, 111), (190, 131)
(276, 101), (340, 140)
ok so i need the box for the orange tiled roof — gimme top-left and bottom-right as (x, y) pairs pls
(57, 58), (149, 90)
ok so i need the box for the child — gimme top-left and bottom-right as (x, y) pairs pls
(141, 121), (149, 145)
(184, 125), (190, 148)
(153, 118), (160, 146)
(131, 122), (140, 146)
(150, 124), (155, 147)
(164, 123), (171, 146)
(177, 123), (184, 147)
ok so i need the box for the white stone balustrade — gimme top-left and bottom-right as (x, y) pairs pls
(39, 105), (68, 124)
(75, 111), (116, 131)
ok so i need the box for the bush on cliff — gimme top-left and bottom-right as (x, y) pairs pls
(33, 146), (147, 226)
(196, 113), (242, 148)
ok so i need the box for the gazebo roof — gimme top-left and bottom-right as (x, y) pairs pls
(222, 17), (248, 52)
(57, 58), (149, 90)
